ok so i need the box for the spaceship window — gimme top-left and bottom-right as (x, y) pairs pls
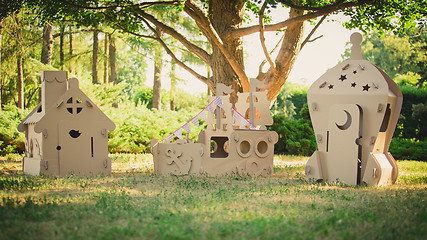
(379, 104), (391, 132)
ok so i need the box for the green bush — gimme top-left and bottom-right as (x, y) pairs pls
(268, 114), (316, 156)
(0, 104), (28, 154)
(389, 138), (426, 161)
(395, 85), (427, 140)
(103, 102), (206, 153)
(270, 82), (308, 119)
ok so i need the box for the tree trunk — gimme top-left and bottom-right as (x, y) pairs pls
(59, 24), (65, 69)
(208, 0), (245, 101)
(41, 22), (53, 65)
(108, 35), (117, 84)
(260, 9), (305, 103)
(69, 26), (74, 74)
(92, 29), (99, 84)
(170, 61), (176, 111)
(207, 67), (212, 96)
(103, 33), (109, 84)
(17, 54), (24, 109)
(0, 19), (3, 111)
(152, 47), (163, 110)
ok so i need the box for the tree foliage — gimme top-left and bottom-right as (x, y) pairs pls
(343, 29), (427, 87)
(21, 0), (426, 104)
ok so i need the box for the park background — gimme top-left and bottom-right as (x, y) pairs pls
(0, 2), (425, 160)
(0, 1), (426, 239)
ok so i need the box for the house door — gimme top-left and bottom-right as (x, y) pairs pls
(58, 119), (95, 176)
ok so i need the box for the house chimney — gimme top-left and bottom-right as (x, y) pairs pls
(41, 71), (68, 113)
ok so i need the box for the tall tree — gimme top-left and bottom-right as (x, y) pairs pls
(108, 34), (117, 84)
(0, 1), (23, 109)
(12, 12), (25, 109)
(103, 32), (108, 84)
(32, 0), (427, 103)
(69, 25), (74, 74)
(170, 60), (176, 110)
(1, 9), (57, 110)
(59, 23), (65, 69)
(0, 19), (3, 111)
(41, 22), (53, 65)
(152, 45), (163, 110)
(92, 29), (99, 84)
(16, 53), (24, 109)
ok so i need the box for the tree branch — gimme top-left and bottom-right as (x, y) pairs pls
(52, 28), (104, 39)
(103, 12), (157, 40)
(141, 16), (208, 84)
(182, 0), (216, 47)
(259, 1), (276, 71)
(229, 0), (372, 39)
(277, 0), (348, 11)
(158, 37), (209, 84)
(183, 0), (250, 92)
(25, 88), (39, 109)
(300, 14), (327, 49)
(58, 0), (180, 10)
(258, 33), (285, 76)
(134, 7), (212, 65)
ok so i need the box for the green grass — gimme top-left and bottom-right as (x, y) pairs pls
(0, 154), (426, 240)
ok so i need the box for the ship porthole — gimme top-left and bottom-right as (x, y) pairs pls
(255, 140), (269, 158)
(237, 140), (252, 158)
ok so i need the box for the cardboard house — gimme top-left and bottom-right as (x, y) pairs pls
(151, 79), (278, 177)
(18, 71), (116, 176)
(305, 33), (403, 186)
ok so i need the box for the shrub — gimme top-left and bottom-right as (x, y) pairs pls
(270, 82), (308, 119)
(103, 102), (206, 153)
(268, 114), (316, 156)
(0, 104), (28, 154)
(389, 138), (426, 161)
(395, 85), (427, 140)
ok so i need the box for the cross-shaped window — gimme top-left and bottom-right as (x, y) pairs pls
(66, 97), (83, 114)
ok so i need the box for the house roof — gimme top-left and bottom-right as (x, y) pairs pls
(17, 103), (44, 132)
(23, 106), (44, 124)
(34, 78), (115, 133)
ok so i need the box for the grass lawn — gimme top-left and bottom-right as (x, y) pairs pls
(1, 154), (426, 240)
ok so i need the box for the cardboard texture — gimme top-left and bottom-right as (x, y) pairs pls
(151, 80), (278, 176)
(18, 71), (116, 176)
(305, 33), (403, 186)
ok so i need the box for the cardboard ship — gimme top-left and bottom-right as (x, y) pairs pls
(18, 71), (116, 176)
(151, 79), (278, 176)
(305, 33), (403, 186)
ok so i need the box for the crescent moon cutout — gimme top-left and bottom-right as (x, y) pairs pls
(336, 110), (352, 130)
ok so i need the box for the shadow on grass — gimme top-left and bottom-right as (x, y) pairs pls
(1, 156), (426, 239)
(1, 181), (426, 240)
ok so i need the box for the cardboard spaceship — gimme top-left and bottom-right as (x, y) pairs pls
(18, 71), (116, 176)
(305, 33), (403, 186)
(151, 79), (278, 177)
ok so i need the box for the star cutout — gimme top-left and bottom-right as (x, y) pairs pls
(362, 84), (370, 91)
(328, 84), (334, 89)
(339, 75), (347, 82)
(351, 82), (357, 87)
(353, 70), (357, 74)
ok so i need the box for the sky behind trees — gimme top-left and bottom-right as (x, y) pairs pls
(148, 6), (353, 94)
